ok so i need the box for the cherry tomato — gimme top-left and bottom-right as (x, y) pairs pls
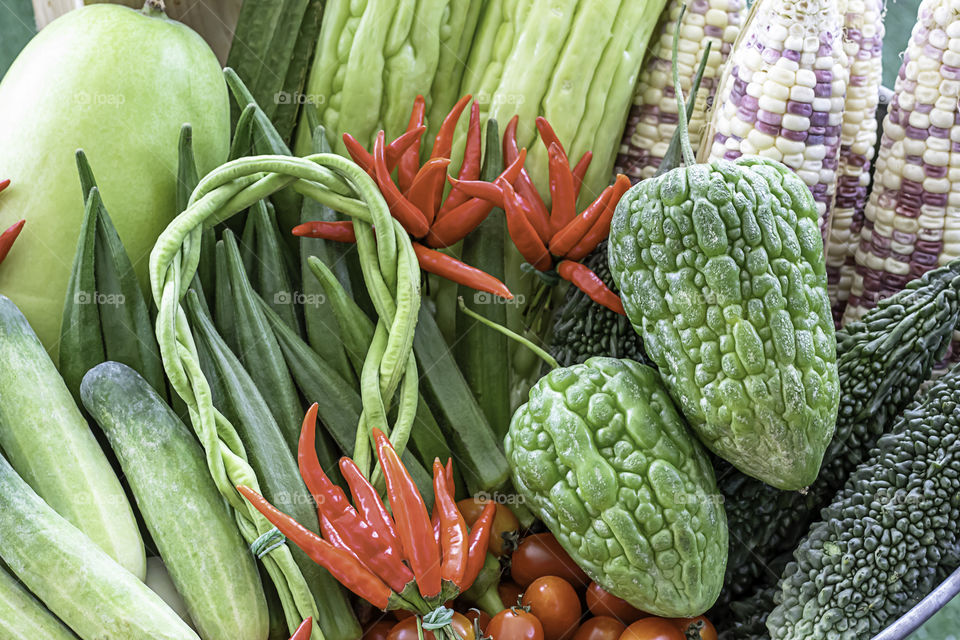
(387, 613), (475, 640)
(499, 581), (524, 608)
(488, 608), (545, 640)
(572, 616), (626, 640)
(586, 582), (643, 624)
(463, 608), (491, 634)
(671, 616), (717, 640)
(521, 576), (581, 640)
(511, 533), (590, 588)
(362, 619), (395, 640)
(619, 617), (685, 640)
(458, 498), (521, 556)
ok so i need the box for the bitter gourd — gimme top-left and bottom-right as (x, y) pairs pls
(767, 359), (960, 639)
(505, 357), (727, 617)
(608, 157), (840, 489)
(551, 243), (649, 368)
(718, 259), (960, 604)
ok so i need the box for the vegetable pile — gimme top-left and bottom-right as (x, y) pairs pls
(0, 1), (957, 640)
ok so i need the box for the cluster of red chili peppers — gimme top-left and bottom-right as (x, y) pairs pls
(239, 404), (495, 638)
(294, 95), (523, 300)
(455, 117), (631, 315)
(0, 180), (24, 268)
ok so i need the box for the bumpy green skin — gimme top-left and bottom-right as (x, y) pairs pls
(608, 157), (840, 490)
(551, 243), (649, 367)
(768, 361), (960, 640)
(716, 259), (960, 607)
(505, 357), (727, 617)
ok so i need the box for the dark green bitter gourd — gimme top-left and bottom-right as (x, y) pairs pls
(505, 357), (727, 617)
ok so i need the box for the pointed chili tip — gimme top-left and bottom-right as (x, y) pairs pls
(372, 427), (390, 450)
(291, 223), (312, 237)
(290, 618), (312, 640)
(3, 219), (25, 236)
(0, 179), (10, 194)
(236, 485), (256, 500)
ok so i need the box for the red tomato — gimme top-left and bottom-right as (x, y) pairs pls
(498, 581), (524, 608)
(362, 619), (395, 640)
(511, 533), (590, 588)
(619, 618), (685, 640)
(572, 616), (626, 640)
(521, 576), (581, 640)
(387, 613), (475, 640)
(488, 608), (545, 640)
(463, 608), (491, 634)
(671, 616), (717, 640)
(458, 498), (521, 556)
(586, 582), (644, 624)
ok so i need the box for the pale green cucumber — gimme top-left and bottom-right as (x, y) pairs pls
(0, 563), (77, 640)
(0, 450), (198, 640)
(0, 295), (145, 579)
(81, 362), (269, 640)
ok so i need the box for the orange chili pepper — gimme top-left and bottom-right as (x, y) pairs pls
(0, 219), (25, 267)
(504, 116), (551, 243)
(292, 220), (357, 243)
(290, 618), (312, 640)
(566, 174), (630, 261)
(430, 94), (472, 160)
(339, 457), (403, 570)
(405, 158), (452, 223)
(444, 147), (528, 210)
(237, 485), (393, 610)
(557, 260), (625, 315)
(373, 428), (442, 600)
(431, 459), (456, 546)
(534, 116), (563, 153)
(547, 142), (577, 235)
(433, 459), (468, 587)
(373, 132), (430, 237)
(412, 243), (513, 301)
(460, 501), (496, 591)
(548, 186), (614, 257)
(424, 198), (496, 248)
(498, 178), (552, 271)
(438, 100), (482, 216)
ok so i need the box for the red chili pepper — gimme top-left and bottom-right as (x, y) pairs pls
(498, 178), (553, 271)
(557, 260), (625, 315)
(0, 179), (9, 194)
(572, 151), (593, 197)
(547, 142), (577, 235)
(548, 186), (613, 257)
(299, 406), (414, 593)
(0, 219), (25, 267)
(431, 458), (457, 552)
(373, 428), (442, 599)
(566, 174), (630, 261)
(292, 220), (357, 243)
(424, 198), (496, 248)
(534, 117), (564, 153)
(438, 100), (482, 215)
(413, 243), (513, 301)
(461, 501), (496, 591)
(430, 94), (472, 160)
(444, 147), (528, 211)
(405, 158), (452, 224)
(237, 485), (393, 610)
(290, 618), (312, 640)
(433, 460), (468, 587)
(320, 510), (365, 564)
(504, 116), (551, 243)
(398, 96), (427, 193)
(339, 457), (403, 568)
(386, 126), (426, 172)
(343, 133), (375, 176)
(373, 132), (430, 237)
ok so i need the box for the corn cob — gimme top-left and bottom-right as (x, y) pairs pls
(825, 0), (885, 322)
(615, 0), (745, 182)
(700, 0), (848, 239)
(843, 0), (960, 325)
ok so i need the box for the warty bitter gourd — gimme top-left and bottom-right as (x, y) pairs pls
(608, 156), (840, 490)
(551, 243), (649, 368)
(505, 357), (727, 617)
(767, 359), (960, 640)
(716, 258), (960, 604)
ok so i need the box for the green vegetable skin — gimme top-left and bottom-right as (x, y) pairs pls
(0, 2), (229, 353)
(460, 0), (668, 206)
(505, 357), (727, 617)
(0, 451), (198, 640)
(768, 361), (960, 640)
(0, 563), (78, 640)
(80, 362), (269, 640)
(609, 157), (840, 490)
(294, 0), (482, 156)
(0, 295), (144, 579)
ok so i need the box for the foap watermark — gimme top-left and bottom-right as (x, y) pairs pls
(274, 91), (326, 106)
(74, 91), (126, 108)
(274, 290), (327, 307)
(74, 290), (125, 307)
(473, 92), (526, 107)
(473, 291), (525, 306)
(474, 490), (526, 506)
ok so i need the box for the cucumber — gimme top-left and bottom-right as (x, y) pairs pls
(0, 563), (77, 640)
(0, 450), (199, 640)
(81, 362), (269, 640)
(0, 295), (145, 579)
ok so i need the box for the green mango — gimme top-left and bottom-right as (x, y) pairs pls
(0, 2), (229, 355)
